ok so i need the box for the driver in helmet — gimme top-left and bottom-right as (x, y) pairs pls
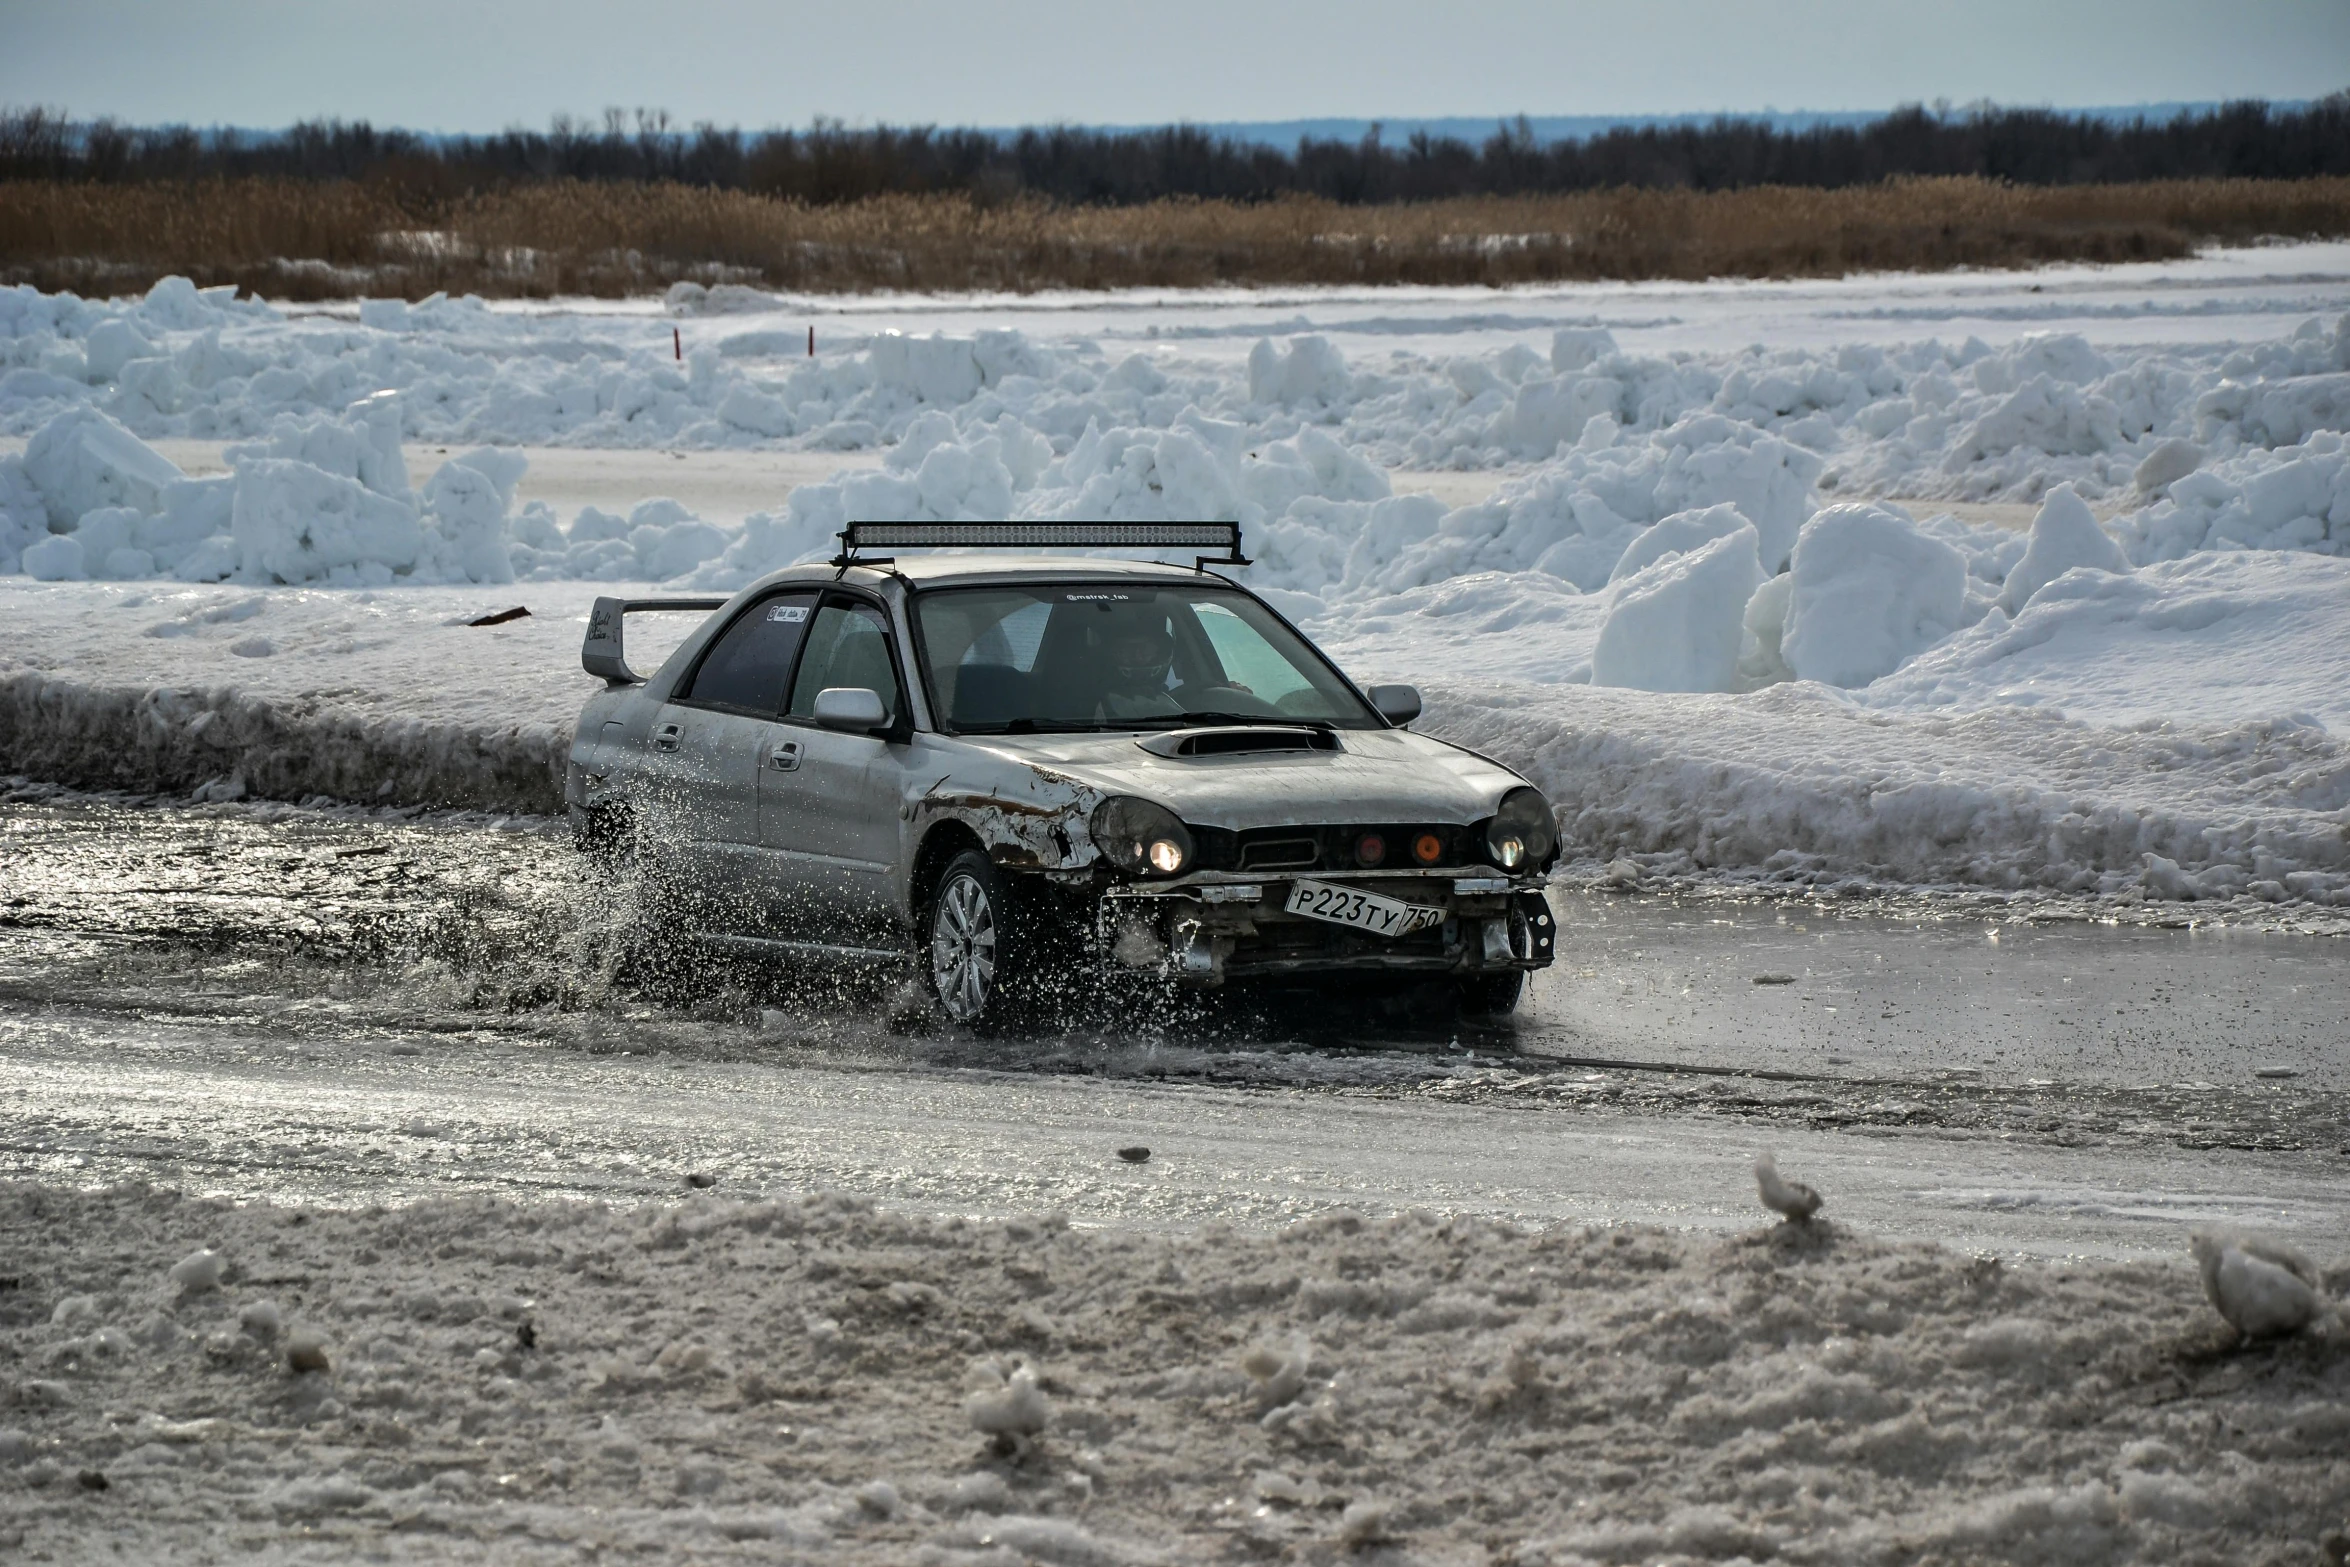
(1095, 614), (1182, 718)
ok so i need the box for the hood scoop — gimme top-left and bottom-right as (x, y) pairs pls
(1136, 726), (1343, 759)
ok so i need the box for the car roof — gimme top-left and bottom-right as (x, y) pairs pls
(767, 555), (1251, 591)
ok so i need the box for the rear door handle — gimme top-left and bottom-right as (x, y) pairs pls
(652, 723), (682, 753)
(768, 740), (803, 772)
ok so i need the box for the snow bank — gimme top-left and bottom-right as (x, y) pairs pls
(1420, 678), (2350, 904)
(0, 580), (642, 812)
(8, 567), (2345, 910)
(3, 1181), (2341, 1564)
(1864, 550), (2350, 730)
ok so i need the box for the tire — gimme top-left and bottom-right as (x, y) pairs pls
(572, 802), (635, 865)
(1457, 971), (1525, 1017)
(927, 850), (1023, 1027)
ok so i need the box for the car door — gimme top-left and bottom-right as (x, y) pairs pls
(643, 589), (817, 930)
(761, 592), (911, 931)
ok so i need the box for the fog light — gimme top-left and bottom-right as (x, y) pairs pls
(1147, 838), (1187, 874)
(1491, 834), (1526, 869)
(1412, 832), (1444, 865)
(1355, 833), (1387, 867)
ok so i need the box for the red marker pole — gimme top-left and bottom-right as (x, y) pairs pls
(673, 327), (683, 361)
(807, 324), (815, 358)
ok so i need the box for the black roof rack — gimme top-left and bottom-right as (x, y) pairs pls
(834, 520), (1247, 572)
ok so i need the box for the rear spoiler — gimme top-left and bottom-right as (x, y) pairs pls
(582, 595), (728, 686)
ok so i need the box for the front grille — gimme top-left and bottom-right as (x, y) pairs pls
(1191, 823), (1480, 874)
(1239, 838), (1318, 872)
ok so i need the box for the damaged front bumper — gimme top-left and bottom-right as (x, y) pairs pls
(1095, 872), (1556, 987)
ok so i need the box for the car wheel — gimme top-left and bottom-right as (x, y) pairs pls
(1457, 971), (1525, 1017)
(573, 802), (635, 865)
(928, 850), (1018, 1027)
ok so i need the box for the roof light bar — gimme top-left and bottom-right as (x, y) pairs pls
(835, 520), (1248, 570)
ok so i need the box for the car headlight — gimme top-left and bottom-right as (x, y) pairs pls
(1090, 796), (1194, 878)
(1484, 787), (1557, 871)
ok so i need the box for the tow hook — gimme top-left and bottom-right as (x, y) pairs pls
(1171, 919), (1230, 987)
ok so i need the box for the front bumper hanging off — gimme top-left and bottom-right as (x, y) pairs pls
(1094, 875), (1556, 987)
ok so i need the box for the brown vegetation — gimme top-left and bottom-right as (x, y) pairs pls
(5, 175), (2349, 300)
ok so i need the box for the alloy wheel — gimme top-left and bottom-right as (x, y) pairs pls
(931, 871), (998, 1023)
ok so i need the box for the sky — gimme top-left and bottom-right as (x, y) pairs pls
(3, 0), (2345, 132)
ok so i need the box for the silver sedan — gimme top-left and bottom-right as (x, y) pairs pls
(567, 549), (1557, 1026)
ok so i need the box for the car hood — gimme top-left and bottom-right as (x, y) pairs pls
(960, 728), (1525, 830)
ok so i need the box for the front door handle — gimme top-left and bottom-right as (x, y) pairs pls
(652, 723), (682, 753)
(768, 739), (803, 772)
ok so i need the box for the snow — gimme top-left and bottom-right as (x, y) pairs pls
(1423, 677), (2350, 905)
(2191, 1232), (2331, 1340)
(1780, 502), (1972, 687)
(1, 252), (2348, 907)
(2, 1182), (2342, 1563)
(1861, 550), (2350, 729)
(0, 579), (627, 812)
(2000, 482), (2131, 612)
(1589, 524), (1763, 693)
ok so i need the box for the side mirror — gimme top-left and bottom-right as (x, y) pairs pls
(1367, 683), (1422, 726)
(812, 686), (887, 732)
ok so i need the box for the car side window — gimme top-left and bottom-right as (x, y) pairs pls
(676, 591), (817, 714)
(786, 599), (902, 727)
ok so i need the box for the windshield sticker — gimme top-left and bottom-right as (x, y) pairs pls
(767, 604), (810, 623)
(1063, 592), (1131, 602)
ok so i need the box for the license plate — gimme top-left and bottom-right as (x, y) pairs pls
(1282, 878), (1446, 939)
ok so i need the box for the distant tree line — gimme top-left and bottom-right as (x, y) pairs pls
(2, 97), (2345, 205)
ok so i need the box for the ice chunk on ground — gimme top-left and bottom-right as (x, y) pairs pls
(2132, 436), (2203, 495)
(232, 458), (423, 585)
(870, 332), (983, 406)
(2190, 1231), (2327, 1339)
(1781, 503), (1969, 687)
(964, 1362), (1051, 1438)
(0, 455), (45, 574)
(168, 1249), (224, 1294)
(417, 458), (516, 585)
(2000, 483), (2129, 613)
(1591, 525), (1764, 693)
(21, 533), (85, 581)
(1607, 502), (1757, 584)
(1551, 326), (1619, 373)
(225, 393), (410, 500)
(1737, 570), (1795, 685)
(1509, 374), (1621, 457)
(21, 406), (185, 528)
(1248, 334), (1351, 407)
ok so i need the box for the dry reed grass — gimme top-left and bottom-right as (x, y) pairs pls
(5, 176), (2348, 299)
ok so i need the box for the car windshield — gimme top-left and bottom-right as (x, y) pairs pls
(912, 582), (1382, 733)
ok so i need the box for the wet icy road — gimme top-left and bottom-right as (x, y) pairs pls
(2, 791), (2343, 1261)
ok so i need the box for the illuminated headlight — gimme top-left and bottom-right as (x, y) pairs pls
(1484, 787), (1557, 872)
(1090, 796), (1194, 878)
